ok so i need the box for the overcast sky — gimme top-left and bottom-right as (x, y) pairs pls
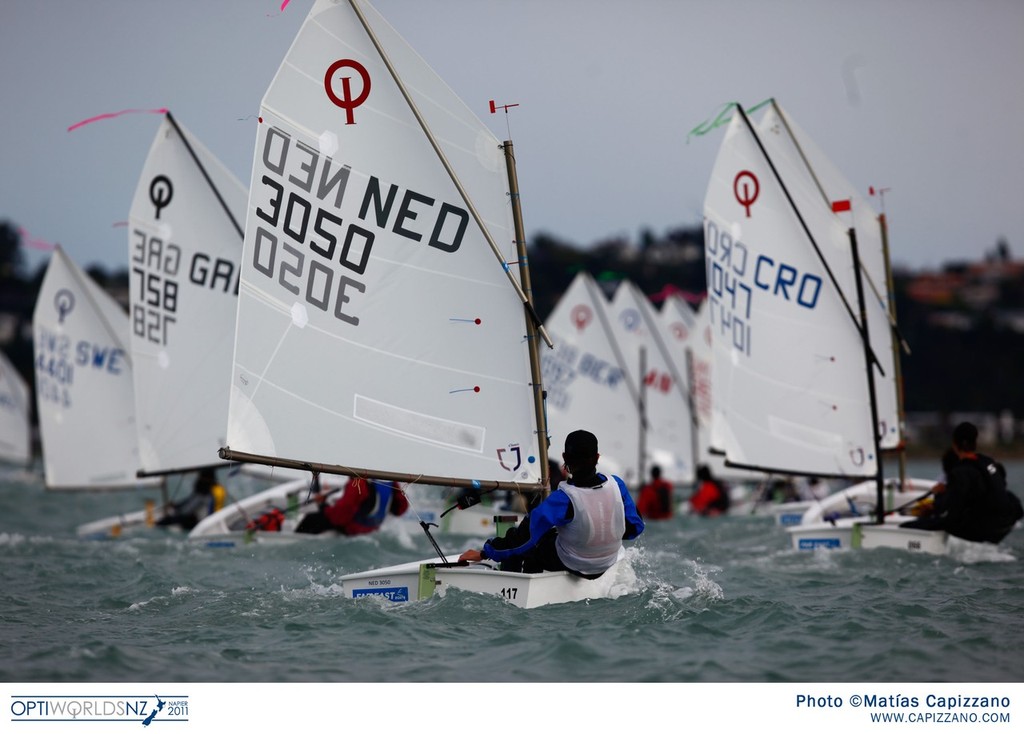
(3, 0), (1022, 277)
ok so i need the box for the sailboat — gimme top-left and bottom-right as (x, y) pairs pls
(541, 270), (643, 484)
(702, 100), (939, 552)
(0, 348), (31, 471)
(126, 112), (247, 477)
(77, 113), (305, 540)
(751, 101), (940, 551)
(218, 0), (637, 605)
(33, 247), (161, 502)
(607, 280), (695, 486)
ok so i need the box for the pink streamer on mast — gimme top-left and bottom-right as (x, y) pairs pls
(17, 227), (57, 252)
(67, 107), (168, 132)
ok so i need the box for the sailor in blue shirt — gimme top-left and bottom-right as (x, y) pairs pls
(459, 429), (644, 579)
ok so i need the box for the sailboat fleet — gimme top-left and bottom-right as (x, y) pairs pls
(12, 0), (1018, 608)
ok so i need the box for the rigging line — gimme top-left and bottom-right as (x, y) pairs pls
(768, 99), (908, 357)
(849, 228), (887, 524)
(347, 0), (552, 348)
(735, 104), (883, 374)
(164, 111), (245, 241)
(219, 484), (257, 529)
(396, 474), (440, 527)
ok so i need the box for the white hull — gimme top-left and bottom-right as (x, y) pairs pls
(187, 477), (324, 545)
(789, 516), (949, 554)
(438, 505), (523, 537)
(761, 500), (815, 527)
(857, 523), (949, 554)
(76, 501), (170, 539)
(340, 548), (635, 609)
(788, 477), (939, 551)
(188, 477), (522, 546)
(797, 477), (935, 525)
(395, 494), (523, 536)
(749, 476), (934, 528)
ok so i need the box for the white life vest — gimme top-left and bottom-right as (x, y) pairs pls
(555, 476), (626, 575)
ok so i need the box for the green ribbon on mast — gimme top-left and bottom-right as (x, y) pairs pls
(687, 98), (773, 141)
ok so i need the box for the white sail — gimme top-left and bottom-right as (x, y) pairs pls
(656, 293), (698, 458)
(32, 247), (155, 489)
(756, 102), (901, 450)
(128, 113), (246, 474)
(702, 111), (877, 478)
(685, 297), (731, 478)
(0, 349), (31, 466)
(541, 271), (642, 484)
(607, 280), (694, 484)
(225, 0), (542, 486)
(657, 293), (714, 474)
(686, 298), (767, 486)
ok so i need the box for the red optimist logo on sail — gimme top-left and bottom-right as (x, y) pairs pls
(324, 59), (371, 124)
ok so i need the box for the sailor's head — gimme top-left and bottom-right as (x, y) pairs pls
(563, 429), (599, 473)
(564, 429), (598, 458)
(196, 467), (217, 493)
(952, 421), (978, 452)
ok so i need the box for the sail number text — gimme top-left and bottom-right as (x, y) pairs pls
(34, 326), (128, 409)
(542, 342), (626, 412)
(705, 218), (824, 357)
(250, 125), (470, 326)
(130, 230), (238, 346)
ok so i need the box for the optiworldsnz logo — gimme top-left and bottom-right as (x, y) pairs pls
(9, 694), (189, 725)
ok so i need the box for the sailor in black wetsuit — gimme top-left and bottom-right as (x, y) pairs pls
(902, 421), (1022, 543)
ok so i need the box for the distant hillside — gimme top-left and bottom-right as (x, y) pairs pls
(3, 218), (1023, 435)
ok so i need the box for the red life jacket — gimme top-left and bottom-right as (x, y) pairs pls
(248, 508), (285, 532)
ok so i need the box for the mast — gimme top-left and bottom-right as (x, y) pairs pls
(848, 228), (886, 524)
(879, 212), (908, 488)
(685, 345), (700, 478)
(502, 140), (550, 496)
(637, 345), (647, 486)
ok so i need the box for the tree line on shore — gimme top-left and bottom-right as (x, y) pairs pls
(3, 220), (1023, 438)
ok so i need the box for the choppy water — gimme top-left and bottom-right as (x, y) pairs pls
(1, 460), (1022, 684)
